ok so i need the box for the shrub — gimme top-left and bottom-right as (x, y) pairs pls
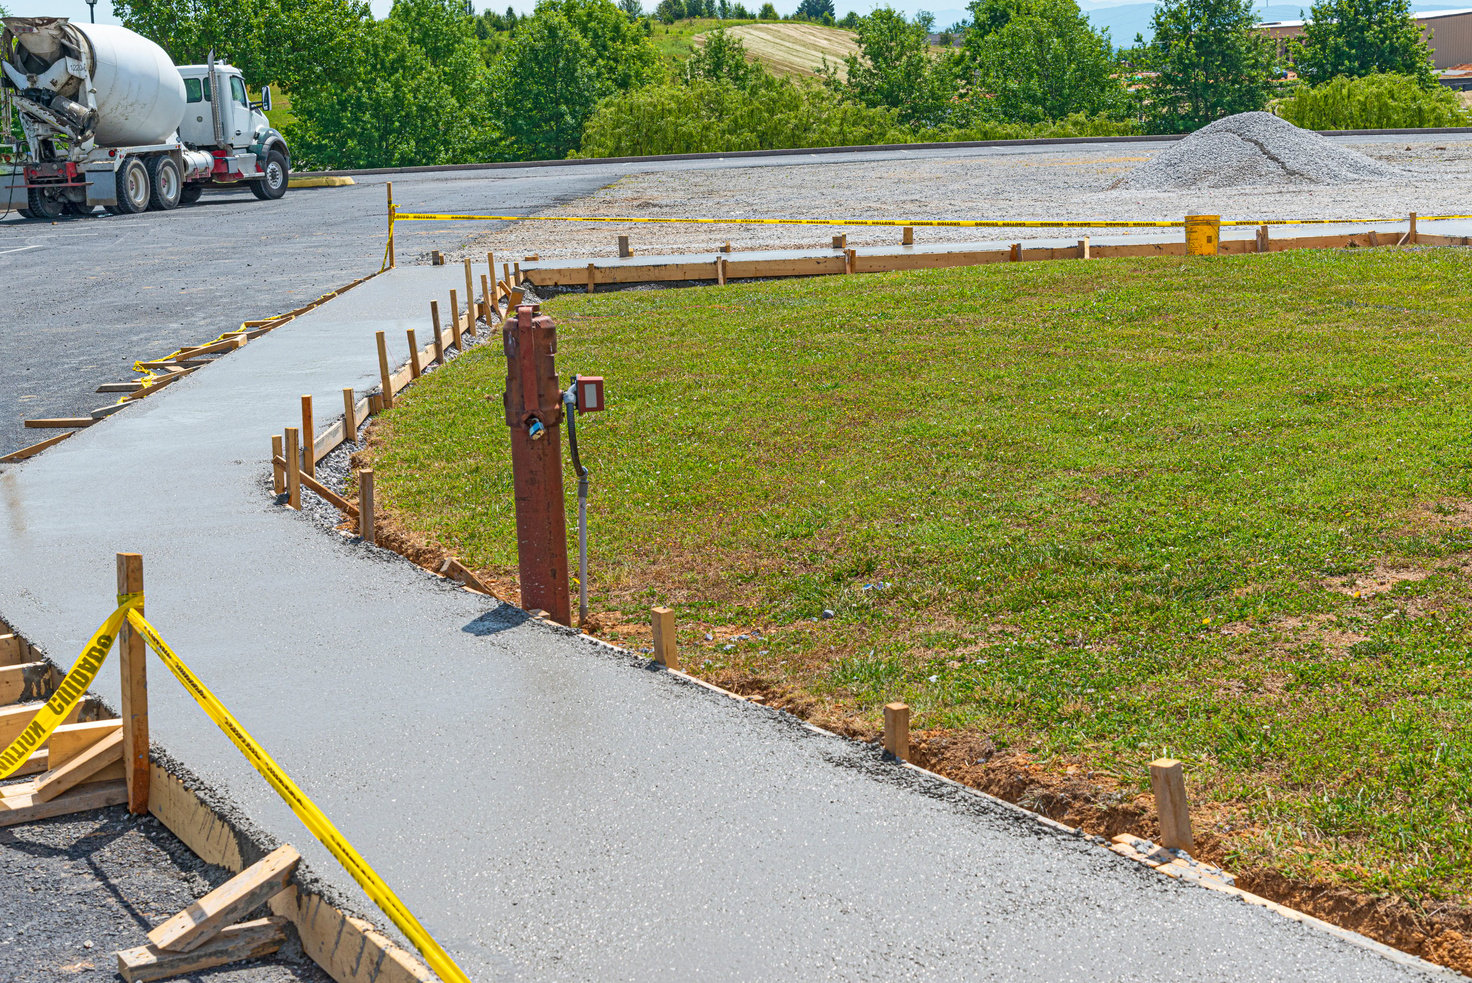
(1277, 73), (1471, 129)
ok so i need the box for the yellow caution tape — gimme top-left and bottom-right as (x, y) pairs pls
(391, 210), (1472, 230)
(124, 609), (474, 983)
(0, 592), (143, 779)
(393, 211), (1188, 228)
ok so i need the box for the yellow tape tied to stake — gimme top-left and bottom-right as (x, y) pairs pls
(0, 593), (142, 780)
(122, 609), (475, 983)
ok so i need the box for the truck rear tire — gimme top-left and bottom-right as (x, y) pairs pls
(26, 186), (66, 220)
(180, 184), (203, 205)
(250, 149), (288, 201)
(147, 156), (183, 211)
(113, 157), (152, 214)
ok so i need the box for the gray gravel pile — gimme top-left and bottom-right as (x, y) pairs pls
(1113, 112), (1406, 190)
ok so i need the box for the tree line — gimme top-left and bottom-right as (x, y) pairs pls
(107, 0), (1465, 171)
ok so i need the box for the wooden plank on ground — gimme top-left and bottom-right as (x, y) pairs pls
(0, 431), (76, 462)
(34, 727), (124, 802)
(0, 778), (127, 827)
(117, 916), (287, 982)
(149, 845), (300, 952)
(23, 418), (96, 429)
(0, 661), (56, 705)
(48, 719), (124, 769)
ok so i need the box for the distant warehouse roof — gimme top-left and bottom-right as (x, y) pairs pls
(1257, 8), (1472, 68)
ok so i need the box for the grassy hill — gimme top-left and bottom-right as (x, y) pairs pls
(716, 23), (860, 79)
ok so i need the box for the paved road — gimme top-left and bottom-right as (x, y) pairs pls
(0, 268), (1450, 982)
(2, 132), (1461, 456)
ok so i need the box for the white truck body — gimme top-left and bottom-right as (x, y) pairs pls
(1, 16), (291, 218)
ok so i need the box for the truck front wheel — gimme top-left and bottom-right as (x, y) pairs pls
(112, 158), (151, 214)
(250, 149), (288, 201)
(147, 156), (183, 211)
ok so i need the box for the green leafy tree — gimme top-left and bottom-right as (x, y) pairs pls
(688, 27), (767, 86)
(732, 3), (753, 17)
(619, 0), (645, 15)
(1278, 72), (1469, 127)
(497, 12), (601, 158)
(113, 0), (370, 91)
(759, 3), (778, 18)
(964, 0), (1124, 123)
(655, 0), (684, 20)
(533, 0), (660, 91)
(1294, 0), (1434, 86)
(1140, 0), (1275, 131)
(833, 7), (962, 126)
(795, 0), (834, 20)
(287, 1), (498, 167)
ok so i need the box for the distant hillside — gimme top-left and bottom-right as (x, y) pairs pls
(705, 24), (861, 80)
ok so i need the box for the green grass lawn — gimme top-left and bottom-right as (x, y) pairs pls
(370, 248), (1472, 906)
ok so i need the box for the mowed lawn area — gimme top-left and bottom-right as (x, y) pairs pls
(370, 248), (1472, 905)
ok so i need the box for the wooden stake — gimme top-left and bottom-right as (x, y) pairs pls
(1149, 758), (1194, 852)
(463, 257), (475, 328)
(617, 235), (632, 258)
(406, 329), (421, 378)
(116, 553), (148, 814)
(514, 261), (521, 284)
(284, 428), (301, 510)
(487, 251), (497, 303)
(1078, 237), (1091, 259)
(368, 392), (383, 416)
(883, 702), (910, 760)
(1409, 211), (1418, 244)
(1257, 225), (1270, 253)
(375, 331), (393, 410)
(476, 274), (490, 333)
(149, 845), (300, 953)
(341, 388), (356, 443)
(831, 234), (846, 250)
(299, 395), (314, 474)
(503, 262), (511, 284)
(902, 226), (913, 246)
(358, 469), (375, 545)
(651, 607), (680, 670)
(270, 435), (285, 495)
(587, 263), (596, 294)
(431, 308), (445, 367)
(719, 241), (731, 253)
(716, 257), (726, 286)
(845, 248), (856, 274)
(1009, 243), (1022, 262)
(385, 182), (395, 269)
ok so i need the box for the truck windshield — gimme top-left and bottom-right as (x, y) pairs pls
(184, 78), (212, 103)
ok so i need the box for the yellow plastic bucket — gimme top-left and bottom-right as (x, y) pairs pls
(1185, 214), (1220, 256)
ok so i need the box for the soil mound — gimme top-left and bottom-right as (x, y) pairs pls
(1114, 112), (1405, 190)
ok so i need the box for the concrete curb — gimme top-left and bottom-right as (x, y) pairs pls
(293, 126), (1472, 179)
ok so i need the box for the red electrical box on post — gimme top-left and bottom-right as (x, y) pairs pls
(501, 304), (572, 627)
(575, 376), (605, 414)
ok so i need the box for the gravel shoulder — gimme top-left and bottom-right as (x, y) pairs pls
(0, 804), (329, 982)
(463, 139), (1472, 260)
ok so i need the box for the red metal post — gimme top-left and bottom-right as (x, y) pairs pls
(502, 305), (572, 626)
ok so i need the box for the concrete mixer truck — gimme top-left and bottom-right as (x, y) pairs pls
(1, 16), (291, 218)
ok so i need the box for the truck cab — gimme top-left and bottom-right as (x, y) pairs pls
(175, 62), (290, 201)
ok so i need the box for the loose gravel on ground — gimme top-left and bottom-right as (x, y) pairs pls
(462, 135), (1472, 261)
(0, 805), (329, 982)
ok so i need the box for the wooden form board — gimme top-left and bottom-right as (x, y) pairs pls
(521, 229), (1465, 289)
(0, 661), (59, 705)
(145, 765), (434, 983)
(0, 778), (127, 827)
(0, 698), (101, 746)
(0, 633), (29, 666)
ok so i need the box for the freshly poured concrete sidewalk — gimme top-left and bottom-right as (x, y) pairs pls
(0, 267), (1450, 982)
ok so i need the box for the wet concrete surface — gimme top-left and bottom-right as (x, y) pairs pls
(0, 268), (1451, 981)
